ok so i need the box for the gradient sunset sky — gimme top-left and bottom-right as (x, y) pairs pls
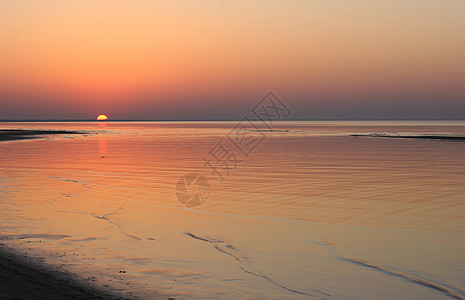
(1, 0), (464, 120)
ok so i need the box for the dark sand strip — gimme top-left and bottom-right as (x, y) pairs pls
(0, 245), (129, 300)
(0, 129), (82, 142)
(351, 134), (465, 141)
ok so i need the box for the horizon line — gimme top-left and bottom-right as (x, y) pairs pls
(0, 119), (464, 122)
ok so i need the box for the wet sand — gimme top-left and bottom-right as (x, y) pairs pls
(0, 129), (82, 141)
(0, 244), (130, 300)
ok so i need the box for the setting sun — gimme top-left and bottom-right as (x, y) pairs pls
(1, 1), (465, 299)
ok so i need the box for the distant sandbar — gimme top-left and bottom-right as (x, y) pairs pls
(351, 134), (465, 141)
(0, 129), (82, 142)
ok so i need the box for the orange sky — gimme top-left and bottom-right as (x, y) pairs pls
(1, 0), (464, 120)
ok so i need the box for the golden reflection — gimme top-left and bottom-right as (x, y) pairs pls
(98, 135), (107, 155)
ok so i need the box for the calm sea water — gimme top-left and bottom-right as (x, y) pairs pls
(0, 121), (464, 299)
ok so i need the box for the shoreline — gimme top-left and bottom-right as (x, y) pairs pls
(0, 243), (131, 300)
(0, 129), (82, 142)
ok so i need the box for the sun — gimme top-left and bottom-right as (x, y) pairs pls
(97, 114), (109, 121)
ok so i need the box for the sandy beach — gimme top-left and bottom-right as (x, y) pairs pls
(0, 244), (130, 300)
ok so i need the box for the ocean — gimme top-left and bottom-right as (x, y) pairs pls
(0, 121), (464, 299)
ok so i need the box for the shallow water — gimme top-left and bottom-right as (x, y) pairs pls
(0, 121), (464, 299)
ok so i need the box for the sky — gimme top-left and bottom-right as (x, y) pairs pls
(0, 0), (464, 120)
